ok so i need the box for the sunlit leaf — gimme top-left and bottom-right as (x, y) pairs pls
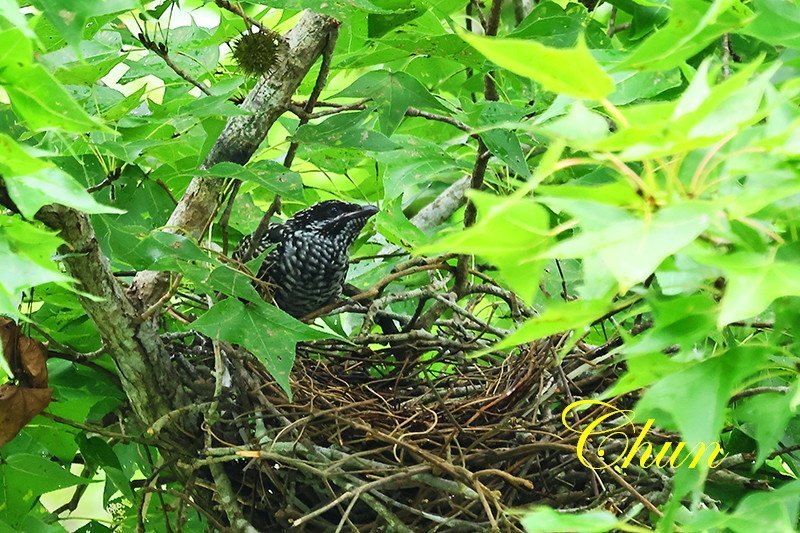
(459, 31), (614, 100)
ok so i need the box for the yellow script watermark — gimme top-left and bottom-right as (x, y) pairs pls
(562, 399), (726, 470)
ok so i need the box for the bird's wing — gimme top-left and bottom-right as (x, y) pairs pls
(232, 223), (285, 263)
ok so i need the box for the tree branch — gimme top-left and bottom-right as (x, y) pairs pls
(32, 204), (186, 426)
(128, 11), (340, 310)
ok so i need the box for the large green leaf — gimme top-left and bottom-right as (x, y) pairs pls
(734, 385), (799, 467)
(459, 31), (614, 100)
(545, 200), (716, 289)
(0, 453), (92, 525)
(743, 0), (800, 49)
(0, 27), (32, 69)
(192, 299), (335, 398)
(203, 161), (304, 200)
(0, 0), (36, 37)
(0, 135), (123, 218)
(698, 251), (800, 326)
(475, 102), (532, 178)
(293, 110), (399, 152)
(635, 346), (770, 448)
(336, 69), (448, 135)
(30, 0), (138, 47)
(0, 63), (108, 132)
(0, 215), (73, 318)
(520, 506), (620, 533)
(489, 299), (612, 352)
(616, 0), (751, 71)
(593, 60), (778, 158)
(417, 192), (552, 302)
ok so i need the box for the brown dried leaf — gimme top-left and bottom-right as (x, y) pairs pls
(19, 336), (49, 388)
(0, 317), (19, 369)
(0, 384), (52, 447)
(0, 319), (49, 388)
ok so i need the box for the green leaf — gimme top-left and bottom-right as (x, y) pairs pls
(76, 434), (134, 501)
(509, 2), (586, 47)
(336, 69), (448, 135)
(545, 200), (716, 289)
(607, 352), (694, 398)
(616, 0), (751, 71)
(374, 196), (426, 248)
(293, 110), (399, 151)
(368, 5), (425, 38)
(0, 0), (36, 38)
(490, 299), (611, 352)
(743, 0), (800, 49)
(623, 294), (716, 356)
(608, 68), (683, 106)
(192, 299), (335, 398)
(635, 347), (770, 448)
(699, 251), (800, 326)
(594, 60), (775, 159)
(0, 453), (92, 524)
(729, 479), (800, 532)
(0, 27), (33, 69)
(0, 215), (73, 319)
(538, 101), (610, 147)
(120, 231), (210, 270)
(53, 51), (127, 86)
(0, 135), (123, 218)
(203, 161), (304, 200)
(734, 384), (799, 467)
(476, 102), (531, 178)
(458, 31), (614, 100)
(519, 506), (620, 533)
(0, 63), (108, 132)
(30, 0), (138, 48)
(417, 192), (552, 302)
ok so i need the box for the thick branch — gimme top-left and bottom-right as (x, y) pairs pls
(129, 11), (339, 309)
(33, 204), (185, 426)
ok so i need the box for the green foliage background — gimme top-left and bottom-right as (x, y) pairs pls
(1, 0), (799, 531)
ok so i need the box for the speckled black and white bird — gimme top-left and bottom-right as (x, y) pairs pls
(232, 200), (379, 318)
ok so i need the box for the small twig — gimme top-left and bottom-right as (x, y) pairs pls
(146, 402), (212, 436)
(289, 101), (471, 133)
(209, 463), (260, 533)
(214, 0), (268, 33)
(219, 180), (241, 256)
(283, 26), (338, 168)
(142, 486), (231, 533)
(729, 386), (788, 403)
(721, 34), (731, 79)
(293, 467), (428, 528)
(288, 98), (370, 118)
(43, 413), (155, 445)
(135, 33), (212, 96)
(242, 195), (281, 262)
(51, 464), (98, 515)
(403, 107), (471, 132)
(139, 273), (183, 321)
(87, 168), (123, 193)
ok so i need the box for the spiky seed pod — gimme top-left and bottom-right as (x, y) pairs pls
(232, 29), (284, 76)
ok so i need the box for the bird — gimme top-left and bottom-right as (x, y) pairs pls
(232, 200), (379, 318)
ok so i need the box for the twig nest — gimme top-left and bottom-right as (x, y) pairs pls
(232, 29), (284, 76)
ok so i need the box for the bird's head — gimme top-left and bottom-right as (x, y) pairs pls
(285, 200), (378, 247)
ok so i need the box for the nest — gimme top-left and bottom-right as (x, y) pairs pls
(168, 257), (674, 531)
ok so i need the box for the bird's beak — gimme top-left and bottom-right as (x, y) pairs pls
(343, 204), (378, 221)
(359, 205), (379, 218)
